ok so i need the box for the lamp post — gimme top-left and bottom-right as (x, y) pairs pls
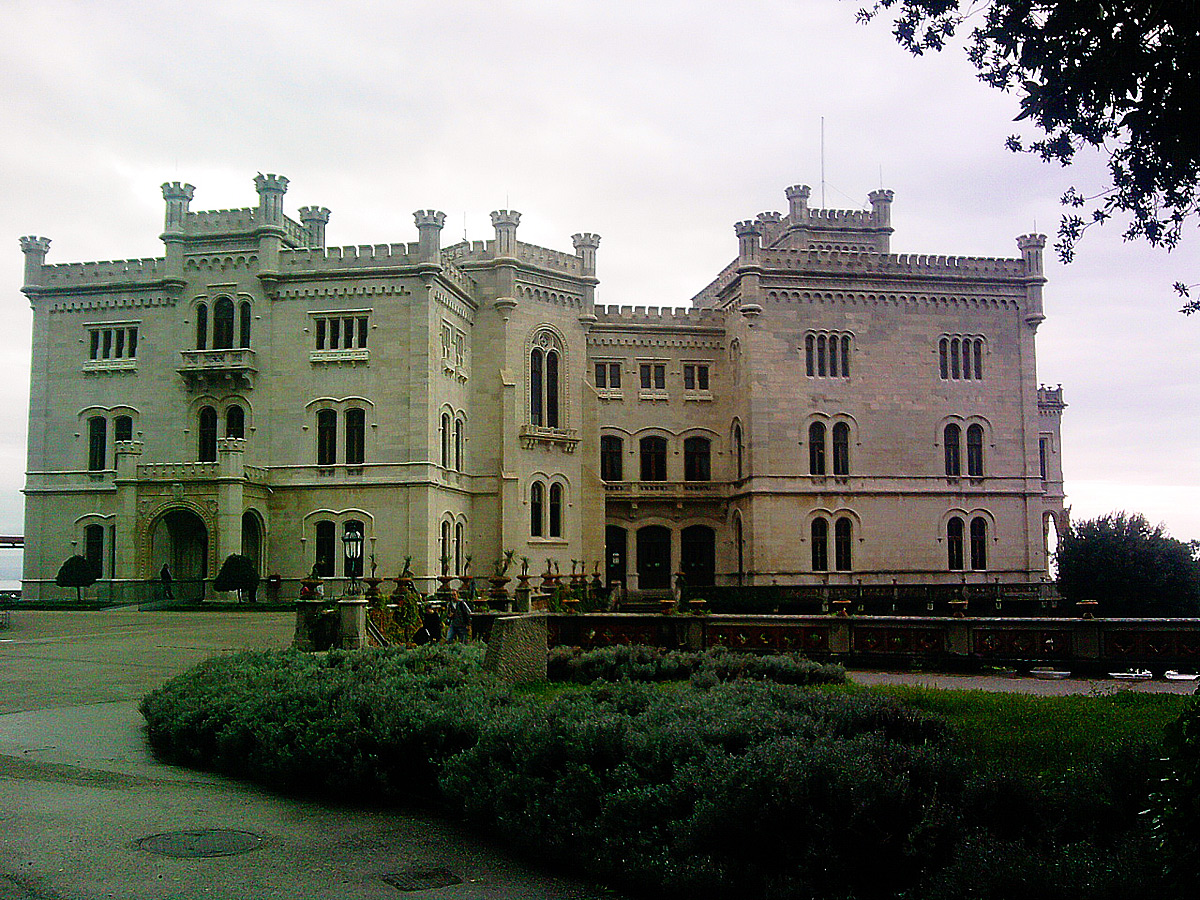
(342, 526), (364, 597)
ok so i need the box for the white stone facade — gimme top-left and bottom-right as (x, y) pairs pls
(17, 175), (1065, 599)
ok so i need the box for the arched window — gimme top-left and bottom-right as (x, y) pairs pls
(834, 517), (853, 571)
(735, 514), (745, 581)
(198, 406), (217, 462)
(545, 349), (559, 428)
(316, 409), (337, 465)
(84, 523), (104, 577)
(966, 424), (984, 477)
(530, 482), (545, 537)
(196, 303), (208, 350)
(684, 436), (711, 482)
(944, 424), (961, 476)
(454, 417), (464, 472)
(225, 405), (245, 439)
(640, 436), (667, 481)
(811, 517), (828, 571)
(600, 435), (623, 482)
(817, 334), (827, 376)
(529, 335), (563, 428)
(549, 483), (563, 538)
(947, 517), (965, 570)
(440, 412), (451, 468)
(949, 338), (961, 379)
(87, 416), (107, 471)
(973, 339), (983, 379)
(809, 422), (826, 475)
(344, 520), (364, 579)
(314, 520), (335, 576)
(454, 522), (464, 575)
(961, 337), (972, 379)
(832, 422), (850, 476)
(530, 348), (543, 426)
(805, 334), (815, 376)
(345, 408), (365, 465)
(440, 520), (451, 572)
(114, 415), (133, 443)
(970, 517), (988, 570)
(734, 423), (744, 479)
(238, 301), (252, 348)
(213, 298), (235, 349)
(840, 335), (851, 377)
(939, 338), (949, 379)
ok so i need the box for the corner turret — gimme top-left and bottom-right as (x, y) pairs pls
(254, 173), (289, 226)
(571, 232), (600, 276)
(1017, 233), (1047, 327)
(299, 206), (331, 249)
(734, 220), (762, 265)
(785, 184), (811, 219)
(414, 210), (446, 265)
(19, 236), (51, 288)
(161, 182), (195, 230)
(490, 210), (521, 258)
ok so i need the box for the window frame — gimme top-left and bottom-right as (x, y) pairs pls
(639, 435), (668, 481)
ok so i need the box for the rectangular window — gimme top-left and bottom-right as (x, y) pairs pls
(311, 312), (371, 363)
(85, 324), (139, 369)
(454, 330), (465, 367)
(595, 361), (621, 392)
(684, 364), (710, 392)
(595, 362), (608, 388)
(1039, 437), (1049, 480)
(442, 322), (453, 360)
(639, 363), (667, 398)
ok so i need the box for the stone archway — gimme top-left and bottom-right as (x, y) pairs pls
(149, 508), (209, 600)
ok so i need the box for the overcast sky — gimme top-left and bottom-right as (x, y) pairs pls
(2, 0), (1197, 544)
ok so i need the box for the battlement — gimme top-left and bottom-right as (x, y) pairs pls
(795, 207), (877, 227)
(280, 243), (423, 269)
(184, 207), (258, 231)
(759, 247), (1027, 279)
(439, 239), (584, 275)
(37, 257), (167, 286)
(595, 304), (726, 327)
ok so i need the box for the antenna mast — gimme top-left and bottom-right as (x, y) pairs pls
(820, 117), (825, 208)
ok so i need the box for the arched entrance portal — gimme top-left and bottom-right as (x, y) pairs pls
(241, 510), (263, 572)
(150, 509), (208, 601)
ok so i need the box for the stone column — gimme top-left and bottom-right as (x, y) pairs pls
(215, 438), (246, 567)
(113, 440), (143, 581)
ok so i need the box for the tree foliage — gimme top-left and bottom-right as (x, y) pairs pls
(857, 0), (1200, 306)
(1055, 512), (1200, 614)
(214, 554), (259, 601)
(55, 554), (99, 602)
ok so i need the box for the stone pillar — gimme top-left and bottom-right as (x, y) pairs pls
(414, 210), (446, 265)
(113, 440), (143, 581)
(19, 236), (51, 288)
(298, 206), (331, 249)
(491, 209), (521, 258)
(338, 597), (368, 649)
(215, 438), (246, 568)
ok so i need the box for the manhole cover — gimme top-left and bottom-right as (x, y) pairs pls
(382, 867), (464, 892)
(138, 829), (264, 858)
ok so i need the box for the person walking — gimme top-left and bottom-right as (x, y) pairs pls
(159, 563), (174, 601)
(446, 591), (473, 643)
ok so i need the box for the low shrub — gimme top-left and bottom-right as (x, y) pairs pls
(547, 644), (846, 687)
(1149, 690), (1200, 893)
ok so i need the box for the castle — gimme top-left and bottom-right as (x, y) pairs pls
(17, 174), (1066, 599)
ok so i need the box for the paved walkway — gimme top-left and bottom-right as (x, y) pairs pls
(0, 609), (1194, 899)
(0, 610), (611, 900)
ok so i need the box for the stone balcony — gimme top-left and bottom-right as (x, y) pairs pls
(603, 480), (730, 502)
(518, 425), (580, 452)
(178, 348), (257, 390)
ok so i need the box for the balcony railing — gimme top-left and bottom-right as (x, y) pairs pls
(178, 348), (257, 389)
(519, 425), (580, 452)
(603, 480), (730, 500)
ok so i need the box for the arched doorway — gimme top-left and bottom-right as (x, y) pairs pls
(150, 509), (208, 601)
(680, 525), (716, 587)
(241, 510), (263, 572)
(636, 525), (671, 591)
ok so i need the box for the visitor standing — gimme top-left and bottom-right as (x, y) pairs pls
(446, 592), (473, 642)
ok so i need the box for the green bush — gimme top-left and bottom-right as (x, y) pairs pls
(140, 646), (1181, 899)
(1149, 690), (1200, 892)
(546, 644), (846, 687)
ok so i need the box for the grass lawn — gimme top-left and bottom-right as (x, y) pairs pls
(864, 684), (1192, 780)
